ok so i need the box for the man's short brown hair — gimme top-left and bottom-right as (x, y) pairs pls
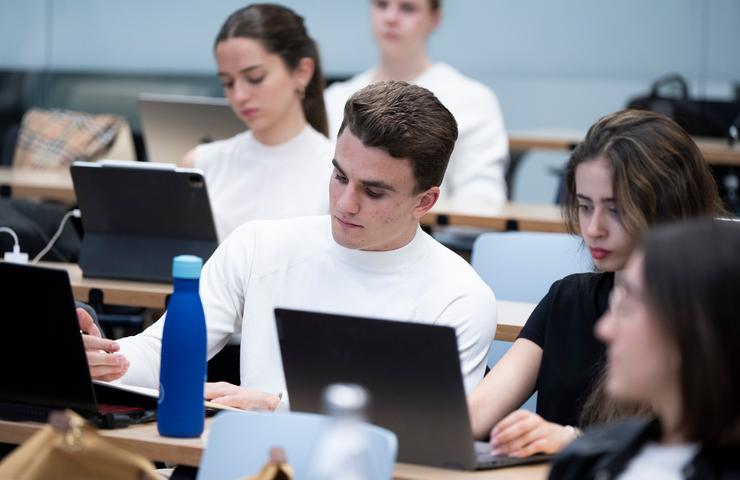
(338, 81), (458, 193)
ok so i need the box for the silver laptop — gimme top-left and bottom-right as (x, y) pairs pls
(275, 308), (554, 470)
(138, 93), (244, 164)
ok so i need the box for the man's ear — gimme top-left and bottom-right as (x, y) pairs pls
(412, 186), (440, 219)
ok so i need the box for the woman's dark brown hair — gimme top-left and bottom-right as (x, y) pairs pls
(641, 219), (740, 446)
(563, 109), (724, 236)
(215, 3), (328, 136)
(574, 109), (725, 428)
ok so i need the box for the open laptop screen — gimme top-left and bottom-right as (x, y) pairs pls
(0, 262), (98, 415)
(138, 93), (244, 165)
(275, 307), (478, 469)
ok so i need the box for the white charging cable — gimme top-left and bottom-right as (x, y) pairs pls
(31, 208), (81, 264)
(0, 226), (29, 264)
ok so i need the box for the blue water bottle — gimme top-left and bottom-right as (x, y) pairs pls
(158, 255), (207, 437)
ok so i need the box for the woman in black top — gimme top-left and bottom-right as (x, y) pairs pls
(550, 219), (740, 479)
(468, 109), (724, 457)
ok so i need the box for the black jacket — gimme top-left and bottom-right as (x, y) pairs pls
(549, 417), (740, 480)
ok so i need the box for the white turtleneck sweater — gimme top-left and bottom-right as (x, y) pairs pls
(195, 125), (334, 240)
(117, 215), (497, 400)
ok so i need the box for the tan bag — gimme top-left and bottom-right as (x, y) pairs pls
(242, 447), (294, 480)
(0, 410), (159, 480)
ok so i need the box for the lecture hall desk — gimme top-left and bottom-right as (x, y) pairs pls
(0, 166), (74, 204)
(36, 261), (533, 341)
(0, 165), (565, 234)
(423, 200), (566, 233)
(508, 131), (740, 167)
(0, 419), (550, 479)
(1, 133), (737, 203)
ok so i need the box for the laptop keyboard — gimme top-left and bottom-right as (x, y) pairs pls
(474, 441), (554, 469)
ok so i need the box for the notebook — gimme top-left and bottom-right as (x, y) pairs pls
(71, 160), (218, 282)
(138, 93), (244, 164)
(0, 261), (157, 428)
(275, 308), (554, 470)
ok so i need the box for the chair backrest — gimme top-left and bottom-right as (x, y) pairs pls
(197, 410), (398, 480)
(471, 231), (592, 303)
(472, 231), (593, 410)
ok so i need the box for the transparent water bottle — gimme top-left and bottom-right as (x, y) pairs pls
(157, 255), (207, 438)
(723, 173), (740, 216)
(306, 384), (379, 480)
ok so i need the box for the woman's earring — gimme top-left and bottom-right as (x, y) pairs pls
(296, 86), (306, 101)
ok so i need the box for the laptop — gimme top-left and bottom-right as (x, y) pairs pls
(0, 261), (157, 428)
(275, 308), (554, 470)
(71, 160), (218, 282)
(138, 93), (244, 164)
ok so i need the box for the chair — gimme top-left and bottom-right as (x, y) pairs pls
(197, 410), (398, 480)
(471, 231), (592, 411)
(471, 231), (591, 304)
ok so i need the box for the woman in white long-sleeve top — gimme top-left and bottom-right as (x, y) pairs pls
(182, 4), (334, 240)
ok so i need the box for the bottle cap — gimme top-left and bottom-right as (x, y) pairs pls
(172, 255), (203, 279)
(322, 383), (369, 419)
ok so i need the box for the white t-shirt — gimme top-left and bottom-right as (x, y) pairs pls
(617, 442), (699, 480)
(117, 215), (497, 401)
(325, 63), (509, 205)
(195, 125), (334, 240)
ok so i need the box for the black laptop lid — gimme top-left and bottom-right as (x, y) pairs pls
(0, 262), (98, 415)
(72, 161), (218, 282)
(275, 308), (478, 469)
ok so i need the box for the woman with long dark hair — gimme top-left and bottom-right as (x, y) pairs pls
(468, 109), (724, 457)
(182, 4), (333, 240)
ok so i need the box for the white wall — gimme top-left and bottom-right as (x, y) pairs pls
(1, 0), (738, 131)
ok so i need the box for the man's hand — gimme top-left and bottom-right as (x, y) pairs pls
(489, 410), (577, 458)
(77, 307), (129, 381)
(205, 382), (281, 411)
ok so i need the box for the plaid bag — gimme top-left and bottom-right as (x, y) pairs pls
(12, 108), (130, 169)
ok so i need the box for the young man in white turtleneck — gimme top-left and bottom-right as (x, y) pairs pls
(80, 81), (497, 411)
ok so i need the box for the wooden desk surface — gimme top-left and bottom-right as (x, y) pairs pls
(423, 201), (565, 233)
(395, 462), (549, 479)
(693, 137), (740, 166)
(496, 301), (534, 342)
(0, 419), (206, 468)
(0, 166), (74, 203)
(1, 133), (736, 206)
(0, 165), (565, 234)
(509, 130), (583, 152)
(509, 130), (740, 166)
(38, 261), (172, 309)
(0, 420), (549, 479)
(39, 262), (529, 341)
(39, 262), (530, 341)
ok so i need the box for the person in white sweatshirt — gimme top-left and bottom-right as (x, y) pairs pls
(180, 4), (334, 240)
(80, 81), (497, 411)
(325, 0), (509, 205)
